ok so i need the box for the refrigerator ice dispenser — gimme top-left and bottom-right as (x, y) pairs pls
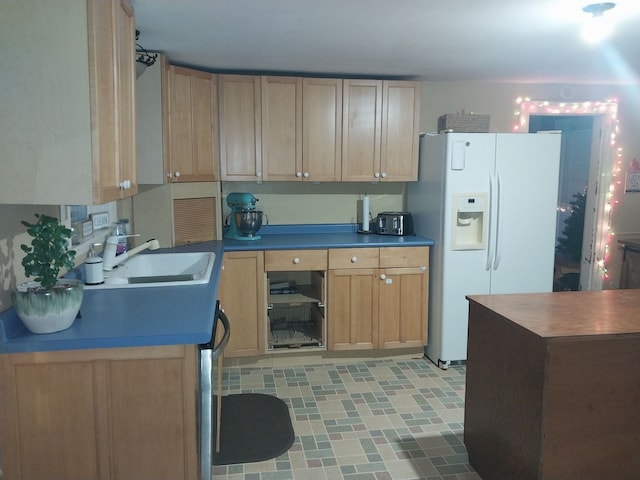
(451, 193), (488, 250)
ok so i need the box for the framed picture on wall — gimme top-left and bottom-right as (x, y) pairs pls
(625, 158), (640, 193)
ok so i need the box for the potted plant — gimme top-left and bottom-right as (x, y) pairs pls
(11, 213), (83, 334)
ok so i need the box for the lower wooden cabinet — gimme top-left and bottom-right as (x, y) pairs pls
(218, 250), (266, 357)
(327, 247), (429, 351)
(216, 246), (429, 356)
(0, 345), (198, 480)
(328, 267), (379, 350)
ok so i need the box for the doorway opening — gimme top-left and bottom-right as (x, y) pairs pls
(518, 99), (618, 291)
(529, 115), (593, 291)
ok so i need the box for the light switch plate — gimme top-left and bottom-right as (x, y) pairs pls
(91, 212), (110, 230)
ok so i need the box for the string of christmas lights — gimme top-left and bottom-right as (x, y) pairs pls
(513, 97), (621, 287)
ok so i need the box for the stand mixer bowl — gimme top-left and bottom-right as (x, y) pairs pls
(235, 209), (264, 237)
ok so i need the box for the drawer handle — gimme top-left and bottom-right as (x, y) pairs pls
(293, 257), (300, 264)
(351, 256), (358, 263)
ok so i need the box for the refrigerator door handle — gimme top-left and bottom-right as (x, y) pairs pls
(493, 173), (503, 270)
(485, 173), (495, 271)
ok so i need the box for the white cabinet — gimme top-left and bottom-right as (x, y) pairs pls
(0, 0), (137, 205)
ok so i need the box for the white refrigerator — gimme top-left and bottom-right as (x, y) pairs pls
(407, 132), (561, 368)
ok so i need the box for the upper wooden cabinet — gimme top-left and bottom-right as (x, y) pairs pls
(342, 80), (420, 182)
(380, 81), (421, 182)
(0, 0), (137, 205)
(165, 65), (219, 182)
(219, 75), (263, 181)
(341, 80), (383, 182)
(302, 78), (343, 182)
(261, 76), (342, 182)
(261, 76), (302, 181)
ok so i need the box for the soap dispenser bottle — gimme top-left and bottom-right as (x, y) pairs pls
(85, 243), (104, 285)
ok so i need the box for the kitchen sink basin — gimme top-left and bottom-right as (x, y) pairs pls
(86, 252), (215, 289)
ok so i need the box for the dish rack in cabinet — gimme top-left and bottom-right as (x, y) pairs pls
(265, 250), (327, 352)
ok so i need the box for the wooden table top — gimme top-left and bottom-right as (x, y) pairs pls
(467, 290), (640, 339)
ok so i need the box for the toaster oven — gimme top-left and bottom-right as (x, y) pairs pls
(376, 212), (414, 236)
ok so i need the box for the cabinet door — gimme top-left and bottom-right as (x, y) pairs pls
(0, 345), (198, 480)
(380, 81), (420, 181)
(91, 0), (137, 203)
(106, 347), (198, 479)
(261, 76), (302, 181)
(167, 66), (218, 182)
(115, 0), (137, 195)
(0, 359), (100, 480)
(219, 75), (262, 181)
(341, 79), (383, 182)
(218, 251), (266, 356)
(303, 78), (343, 182)
(328, 268), (379, 350)
(378, 266), (429, 349)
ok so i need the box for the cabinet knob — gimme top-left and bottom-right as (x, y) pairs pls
(374, 172), (380, 178)
(381, 172), (387, 178)
(296, 172), (302, 177)
(119, 179), (131, 190)
(293, 257), (300, 264)
(174, 171), (181, 178)
(351, 256), (358, 263)
(380, 273), (386, 280)
(303, 172), (309, 178)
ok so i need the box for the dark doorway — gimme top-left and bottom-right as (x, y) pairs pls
(529, 115), (595, 291)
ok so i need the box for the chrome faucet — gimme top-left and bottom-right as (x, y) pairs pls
(102, 235), (160, 271)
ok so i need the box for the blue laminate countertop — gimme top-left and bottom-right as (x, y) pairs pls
(0, 224), (433, 354)
(223, 223), (434, 251)
(0, 242), (225, 354)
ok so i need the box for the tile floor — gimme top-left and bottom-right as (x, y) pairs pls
(213, 354), (481, 480)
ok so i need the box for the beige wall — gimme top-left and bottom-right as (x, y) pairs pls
(420, 82), (640, 287)
(220, 182), (405, 226)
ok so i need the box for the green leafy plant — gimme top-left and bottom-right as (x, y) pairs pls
(20, 214), (76, 291)
(556, 191), (586, 264)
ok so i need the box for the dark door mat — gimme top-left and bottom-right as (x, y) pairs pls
(213, 393), (295, 465)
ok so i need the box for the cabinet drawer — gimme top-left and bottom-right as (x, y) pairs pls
(379, 246), (429, 268)
(329, 248), (379, 269)
(265, 249), (328, 271)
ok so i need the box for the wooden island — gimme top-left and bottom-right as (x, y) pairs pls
(464, 290), (640, 480)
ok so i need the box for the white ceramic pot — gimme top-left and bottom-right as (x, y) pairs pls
(11, 279), (83, 334)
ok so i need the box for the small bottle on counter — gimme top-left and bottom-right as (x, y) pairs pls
(85, 243), (104, 285)
(110, 222), (127, 255)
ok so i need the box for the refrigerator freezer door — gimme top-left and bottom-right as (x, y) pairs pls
(431, 133), (496, 365)
(490, 133), (561, 294)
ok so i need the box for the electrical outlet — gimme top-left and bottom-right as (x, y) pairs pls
(91, 212), (110, 230)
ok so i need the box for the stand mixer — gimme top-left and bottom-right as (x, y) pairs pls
(224, 192), (265, 240)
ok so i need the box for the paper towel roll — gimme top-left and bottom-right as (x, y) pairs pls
(362, 195), (370, 231)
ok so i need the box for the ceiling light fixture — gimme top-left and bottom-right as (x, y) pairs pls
(135, 30), (158, 78)
(581, 2), (616, 44)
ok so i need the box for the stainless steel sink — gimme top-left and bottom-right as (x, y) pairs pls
(85, 252), (215, 289)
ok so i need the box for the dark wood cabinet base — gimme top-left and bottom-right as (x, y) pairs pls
(464, 291), (640, 480)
